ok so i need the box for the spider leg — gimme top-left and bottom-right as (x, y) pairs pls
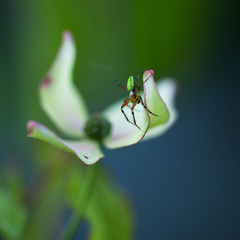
(127, 104), (141, 112)
(140, 96), (158, 117)
(131, 102), (141, 130)
(137, 73), (153, 90)
(121, 99), (140, 129)
(136, 70), (145, 81)
(133, 70), (145, 88)
(114, 73), (128, 90)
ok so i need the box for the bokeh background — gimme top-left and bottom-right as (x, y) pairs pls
(0, 0), (239, 239)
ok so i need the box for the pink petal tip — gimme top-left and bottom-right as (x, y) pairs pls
(148, 69), (154, 76)
(62, 31), (72, 39)
(27, 121), (40, 137)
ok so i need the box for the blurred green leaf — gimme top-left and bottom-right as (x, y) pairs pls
(65, 165), (134, 240)
(86, 174), (134, 240)
(0, 187), (27, 240)
(22, 151), (72, 240)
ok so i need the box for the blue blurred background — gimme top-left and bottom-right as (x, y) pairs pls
(0, 0), (239, 239)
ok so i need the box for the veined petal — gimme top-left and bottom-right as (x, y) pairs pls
(143, 78), (178, 141)
(143, 70), (169, 128)
(27, 121), (103, 165)
(39, 31), (88, 138)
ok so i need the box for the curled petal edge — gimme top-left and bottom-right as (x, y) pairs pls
(143, 70), (170, 128)
(27, 121), (104, 165)
(143, 78), (178, 141)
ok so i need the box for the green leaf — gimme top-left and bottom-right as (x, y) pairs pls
(39, 31), (89, 138)
(0, 187), (27, 240)
(86, 175), (134, 240)
(27, 121), (104, 165)
(22, 156), (71, 240)
(65, 166), (134, 240)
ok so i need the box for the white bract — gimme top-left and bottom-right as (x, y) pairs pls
(27, 31), (178, 165)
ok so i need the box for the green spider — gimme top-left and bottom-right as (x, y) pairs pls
(114, 70), (158, 130)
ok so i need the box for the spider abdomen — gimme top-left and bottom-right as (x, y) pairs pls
(127, 76), (136, 91)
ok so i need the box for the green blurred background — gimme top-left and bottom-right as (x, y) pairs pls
(0, 0), (237, 158)
(0, 0), (239, 239)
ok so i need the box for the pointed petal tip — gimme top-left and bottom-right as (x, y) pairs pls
(63, 139), (105, 165)
(83, 155), (104, 166)
(27, 120), (39, 129)
(62, 30), (73, 40)
(143, 70), (154, 81)
(148, 69), (154, 76)
(27, 120), (39, 137)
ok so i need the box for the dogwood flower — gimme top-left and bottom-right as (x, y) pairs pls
(27, 31), (178, 165)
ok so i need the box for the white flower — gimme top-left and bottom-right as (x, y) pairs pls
(27, 31), (178, 165)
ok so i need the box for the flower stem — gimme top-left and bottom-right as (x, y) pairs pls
(58, 163), (98, 240)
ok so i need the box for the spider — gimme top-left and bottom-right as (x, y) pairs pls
(114, 70), (158, 130)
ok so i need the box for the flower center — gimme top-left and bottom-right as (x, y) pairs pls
(84, 113), (111, 142)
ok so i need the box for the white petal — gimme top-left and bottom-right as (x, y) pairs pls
(102, 97), (150, 149)
(27, 121), (104, 165)
(39, 31), (89, 137)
